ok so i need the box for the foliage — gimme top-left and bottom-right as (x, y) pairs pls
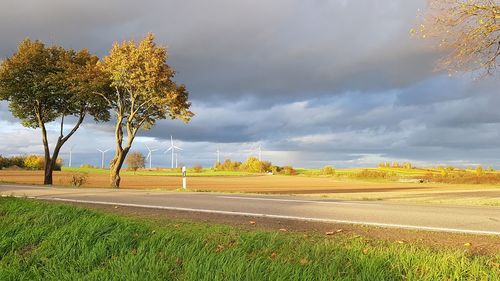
(23, 155), (44, 170)
(0, 39), (109, 184)
(1, 198), (497, 280)
(423, 170), (500, 184)
(280, 166), (297, 175)
(0, 155), (25, 169)
(413, 0), (500, 74)
(68, 173), (88, 187)
(321, 166), (335, 175)
(214, 159), (242, 171)
(476, 165), (484, 175)
(352, 169), (397, 180)
(192, 163), (203, 173)
(99, 33), (194, 188)
(378, 162), (413, 169)
(0, 155), (61, 171)
(80, 164), (96, 169)
(125, 152), (145, 172)
(239, 157), (271, 173)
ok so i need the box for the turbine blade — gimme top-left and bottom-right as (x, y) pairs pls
(173, 146), (183, 151)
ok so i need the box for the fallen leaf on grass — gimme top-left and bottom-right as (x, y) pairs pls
(362, 248), (369, 255)
(216, 245), (224, 253)
(279, 228), (287, 232)
(396, 240), (404, 244)
(249, 221), (256, 225)
(463, 243), (471, 247)
(270, 252), (277, 258)
(114, 206), (119, 209)
(325, 231), (334, 235)
(336, 229), (343, 233)
(489, 261), (500, 269)
(300, 258), (309, 265)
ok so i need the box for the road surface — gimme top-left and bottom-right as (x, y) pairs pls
(1, 184), (499, 236)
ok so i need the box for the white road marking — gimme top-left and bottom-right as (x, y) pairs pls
(21, 196), (500, 236)
(217, 196), (377, 206)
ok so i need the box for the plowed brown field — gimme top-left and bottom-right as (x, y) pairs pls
(0, 170), (437, 193)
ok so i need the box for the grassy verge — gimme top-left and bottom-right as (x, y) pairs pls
(1, 198), (499, 280)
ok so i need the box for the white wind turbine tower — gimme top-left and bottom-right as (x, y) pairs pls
(165, 136), (182, 168)
(97, 148), (111, 169)
(145, 144), (158, 169)
(216, 146), (220, 164)
(68, 145), (75, 167)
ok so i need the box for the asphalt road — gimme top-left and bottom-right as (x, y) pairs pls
(1, 184), (500, 236)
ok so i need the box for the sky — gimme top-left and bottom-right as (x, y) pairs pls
(0, 0), (499, 168)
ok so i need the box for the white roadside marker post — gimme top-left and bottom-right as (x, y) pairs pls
(182, 166), (187, 190)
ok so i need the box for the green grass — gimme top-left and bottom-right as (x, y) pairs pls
(1, 198), (498, 280)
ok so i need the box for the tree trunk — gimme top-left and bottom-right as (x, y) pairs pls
(40, 119), (52, 185)
(109, 147), (130, 188)
(40, 112), (84, 186)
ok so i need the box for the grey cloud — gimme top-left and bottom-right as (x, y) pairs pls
(1, 0), (500, 168)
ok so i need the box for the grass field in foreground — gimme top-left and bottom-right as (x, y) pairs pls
(1, 198), (498, 280)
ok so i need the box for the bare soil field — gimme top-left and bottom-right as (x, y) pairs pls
(0, 170), (495, 194)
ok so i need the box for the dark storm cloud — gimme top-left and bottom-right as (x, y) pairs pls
(0, 0), (435, 102)
(1, 0), (499, 168)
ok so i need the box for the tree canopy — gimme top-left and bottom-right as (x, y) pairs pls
(99, 33), (194, 188)
(413, 0), (500, 75)
(0, 39), (110, 184)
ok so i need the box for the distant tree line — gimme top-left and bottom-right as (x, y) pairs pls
(0, 155), (62, 171)
(378, 162), (413, 169)
(213, 157), (298, 175)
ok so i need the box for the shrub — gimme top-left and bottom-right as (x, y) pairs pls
(240, 157), (265, 173)
(69, 173), (88, 187)
(21, 155), (62, 171)
(192, 163), (203, 173)
(126, 152), (145, 172)
(80, 164), (95, 169)
(476, 165), (484, 175)
(321, 166), (335, 175)
(214, 159), (242, 171)
(422, 171), (500, 184)
(7, 156), (26, 168)
(281, 166), (297, 176)
(24, 155), (44, 170)
(352, 169), (397, 180)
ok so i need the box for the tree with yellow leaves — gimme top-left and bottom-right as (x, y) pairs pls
(0, 39), (110, 185)
(99, 34), (193, 188)
(413, 0), (499, 75)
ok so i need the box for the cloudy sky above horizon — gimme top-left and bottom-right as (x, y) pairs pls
(1, 0), (499, 168)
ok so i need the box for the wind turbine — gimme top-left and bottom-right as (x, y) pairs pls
(145, 144), (158, 169)
(216, 146), (220, 164)
(165, 136), (182, 168)
(97, 148), (111, 169)
(68, 145), (75, 167)
(258, 145), (262, 161)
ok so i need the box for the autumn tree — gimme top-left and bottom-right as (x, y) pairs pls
(99, 34), (193, 188)
(0, 39), (110, 185)
(125, 152), (145, 172)
(413, 0), (499, 74)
